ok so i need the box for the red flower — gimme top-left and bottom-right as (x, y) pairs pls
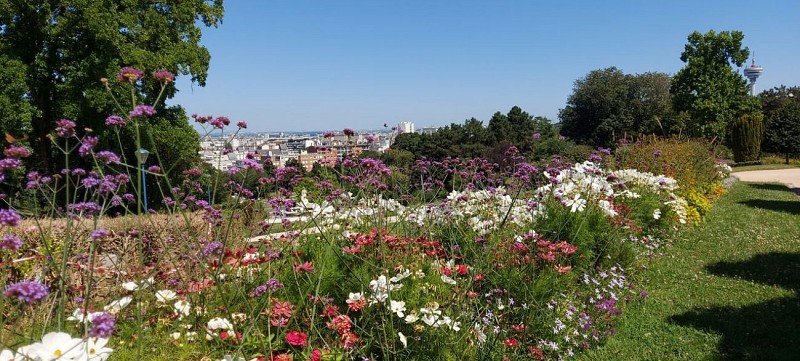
(309, 349), (321, 361)
(455, 264), (469, 276)
(285, 330), (308, 347)
(504, 338), (519, 348)
(529, 346), (545, 360)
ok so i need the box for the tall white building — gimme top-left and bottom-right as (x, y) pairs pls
(397, 121), (415, 134)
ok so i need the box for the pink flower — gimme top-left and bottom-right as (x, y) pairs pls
(285, 330), (308, 347)
(294, 261), (314, 273)
(152, 69), (175, 83)
(117, 67), (144, 82)
(237, 121), (248, 129)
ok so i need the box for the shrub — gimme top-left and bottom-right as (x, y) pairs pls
(731, 112), (763, 162)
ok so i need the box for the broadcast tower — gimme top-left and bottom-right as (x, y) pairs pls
(743, 57), (764, 96)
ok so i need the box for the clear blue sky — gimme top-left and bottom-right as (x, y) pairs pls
(169, 0), (800, 132)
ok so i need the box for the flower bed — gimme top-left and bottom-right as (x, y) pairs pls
(0, 69), (729, 361)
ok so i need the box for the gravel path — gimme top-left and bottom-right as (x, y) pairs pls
(733, 168), (800, 194)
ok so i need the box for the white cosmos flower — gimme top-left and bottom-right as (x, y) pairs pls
(18, 332), (84, 361)
(389, 300), (406, 318)
(653, 209), (662, 220)
(155, 289), (177, 302)
(207, 317), (234, 331)
(389, 269), (411, 283)
(404, 313), (419, 323)
(473, 323), (487, 344)
(104, 296), (132, 314)
(121, 277), (154, 291)
(121, 281), (138, 291)
(81, 337), (113, 361)
(564, 194), (587, 213)
(0, 348), (22, 361)
(441, 275), (456, 285)
(398, 332), (407, 348)
(346, 292), (364, 304)
(174, 300), (191, 317)
(67, 308), (87, 323)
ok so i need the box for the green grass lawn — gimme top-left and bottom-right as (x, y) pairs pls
(577, 182), (800, 361)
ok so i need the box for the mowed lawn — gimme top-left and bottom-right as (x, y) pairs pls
(578, 182), (800, 361)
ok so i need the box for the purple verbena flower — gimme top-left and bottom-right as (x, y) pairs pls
(0, 158), (22, 173)
(251, 284), (268, 298)
(147, 165), (161, 173)
(266, 278), (284, 291)
(237, 121), (247, 129)
(202, 241), (223, 257)
(88, 312), (116, 338)
(95, 151), (120, 164)
(90, 228), (111, 240)
(67, 202), (102, 216)
(79, 136), (99, 157)
(0, 234), (22, 250)
(532, 133), (541, 139)
(3, 280), (48, 303)
(152, 69), (175, 83)
(183, 168), (203, 177)
(105, 115), (127, 127)
(3, 145), (32, 159)
(129, 105), (156, 118)
(117, 67), (144, 82)
(55, 119), (76, 138)
(0, 209), (21, 227)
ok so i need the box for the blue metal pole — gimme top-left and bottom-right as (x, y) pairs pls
(141, 164), (148, 212)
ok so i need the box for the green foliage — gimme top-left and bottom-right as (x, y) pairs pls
(730, 112), (763, 163)
(759, 86), (800, 164)
(559, 68), (676, 147)
(0, 0), (223, 175)
(391, 107), (555, 161)
(670, 30), (758, 140)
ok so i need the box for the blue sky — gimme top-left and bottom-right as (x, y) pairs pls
(170, 1), (800, 132)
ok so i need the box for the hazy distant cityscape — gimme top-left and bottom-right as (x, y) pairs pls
(199, 121), (437, 171)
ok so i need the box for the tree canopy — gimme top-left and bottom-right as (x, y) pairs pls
(760, 86), (800, 164)
(0, 0), (224, 174)
(391, 107), (556, 161)
(670, 30), (759, 141)
(559, 67), (676, 147)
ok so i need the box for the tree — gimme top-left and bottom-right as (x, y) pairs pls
(560, 68), (682, 147)
(671, 30), (759, 141)
(559, 67), (632, 147)
(760, 86), (800, 164)
(0, 1), (224, 172)
(627, 72), (678, 135)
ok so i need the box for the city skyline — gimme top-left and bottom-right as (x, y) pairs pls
(169, 1), (800, 132)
